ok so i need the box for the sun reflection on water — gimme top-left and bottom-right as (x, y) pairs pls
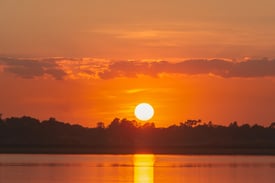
(134, 154), (155, 183)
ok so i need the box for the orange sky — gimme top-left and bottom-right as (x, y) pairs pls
(0, 1), (275, 127)
(0, 58), (274, 127)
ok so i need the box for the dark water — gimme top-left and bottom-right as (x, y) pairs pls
(0, 154), (275, 183)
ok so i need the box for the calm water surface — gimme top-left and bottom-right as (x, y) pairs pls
(0, 154), (275, 183)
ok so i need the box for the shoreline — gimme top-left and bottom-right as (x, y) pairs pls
(1, 146), (275, 155)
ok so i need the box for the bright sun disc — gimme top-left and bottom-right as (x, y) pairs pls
(134, 103), (154, 121)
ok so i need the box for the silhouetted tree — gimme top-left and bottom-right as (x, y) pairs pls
(0, 113), (3, 125)
(0, 115), (275, 154)
(180, 119), (201, 128)
(142, 122), (155, 129)
(120, 118), (137, 129)
(229, 121), (238, 128)
(252, 124), (264, 129)
(269, 122), (275, 128)
(96, 122), (105, 129)
(108, 118), (120, 129)
(240, 124), (250, 129)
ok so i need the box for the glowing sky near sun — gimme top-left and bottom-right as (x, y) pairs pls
(0, 0), (274, 127)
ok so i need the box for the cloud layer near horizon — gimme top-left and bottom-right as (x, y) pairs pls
(0, 57), (66, 80)
(1, 57), (275, 80)
(99, 59), (275, 79)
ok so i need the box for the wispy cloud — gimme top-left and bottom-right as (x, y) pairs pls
(0, 57), (107, 80)
(99, 58), (275, 79)
(1, 57), (275, 80)
(0, 57), (67, 80)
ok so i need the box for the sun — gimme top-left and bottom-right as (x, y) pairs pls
(134, 103), (154, 121)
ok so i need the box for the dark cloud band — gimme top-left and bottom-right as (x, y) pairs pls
(0, 57), (66, 80)
(1, 57), (275, 80)
(99, 59), (275, 79)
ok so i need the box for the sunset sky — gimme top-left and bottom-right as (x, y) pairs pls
(0, 0), (274, 127)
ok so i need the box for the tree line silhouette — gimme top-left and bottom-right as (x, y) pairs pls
(0, 115), (275, 154)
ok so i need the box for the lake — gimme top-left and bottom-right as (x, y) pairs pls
(0, 154), (275, 183)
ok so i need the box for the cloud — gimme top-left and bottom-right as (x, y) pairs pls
(98, 58), (275, 79)
(1, 57), (274, 80)
(0, 57), (67, 80)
